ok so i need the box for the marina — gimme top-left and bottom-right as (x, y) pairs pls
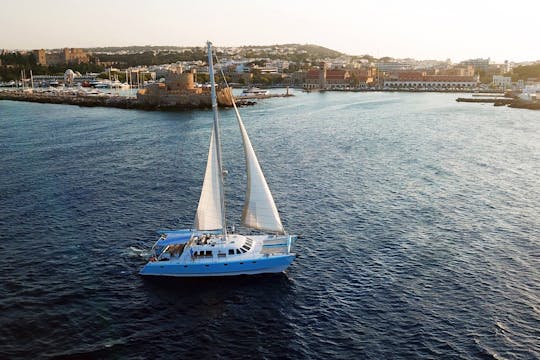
(0, 87), (271, 110)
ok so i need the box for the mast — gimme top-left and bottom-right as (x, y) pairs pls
(206, 41), (227, 238)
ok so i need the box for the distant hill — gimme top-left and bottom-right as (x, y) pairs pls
(84, 44), (346, 59)
(85, 45), (195, 53)
(237, 44), (344, 59)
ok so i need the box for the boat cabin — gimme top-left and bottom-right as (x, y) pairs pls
(156, 232), (255, 261)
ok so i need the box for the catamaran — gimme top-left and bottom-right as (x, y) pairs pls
(139, 42), (297, 277)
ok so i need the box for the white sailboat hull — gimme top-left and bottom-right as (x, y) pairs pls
(140, 254), (295, 277)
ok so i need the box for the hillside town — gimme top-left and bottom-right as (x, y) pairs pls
(1, 45), (540, 104)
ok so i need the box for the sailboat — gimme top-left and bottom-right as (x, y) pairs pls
(139, 42), (297, 277)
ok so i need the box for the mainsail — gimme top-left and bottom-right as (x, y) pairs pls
(194, 41), (226, 232)
(194, 128), (223, 230)
(233, 106), (285, 234)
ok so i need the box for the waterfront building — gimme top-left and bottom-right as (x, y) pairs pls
(437, 65), (475, 77)
(290, 71), (307, 87)
(325, 69), (351, 89)
(302, 63), (351, 90)
(459, 58), (490, 72)
(383, 74), (477, 89)
(377, 62), (413, 72)
(250, 65), (280, 74)
(492, 75), (512, 89)
(519, 84), (540, 101)
(350, 68), (376, 88)
(303, 69), (322, 90)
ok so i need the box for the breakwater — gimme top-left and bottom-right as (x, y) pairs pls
(0, 90), (149, 109)
(0, 89), (269, 110)
(508, 99), (540, 110)
(456, 97), (514, 105)
(456, 96), (540, 109)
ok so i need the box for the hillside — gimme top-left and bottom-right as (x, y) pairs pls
(84, 44), (345, 59)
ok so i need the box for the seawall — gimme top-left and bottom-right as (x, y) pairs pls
(0, 89), (254, 110)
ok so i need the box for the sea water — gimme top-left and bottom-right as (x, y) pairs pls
(0, 91), (538, 359)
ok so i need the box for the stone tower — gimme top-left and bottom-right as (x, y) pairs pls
(319, 62), (327, 89)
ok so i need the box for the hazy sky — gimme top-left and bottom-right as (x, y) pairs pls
(1, 0), (538, 62)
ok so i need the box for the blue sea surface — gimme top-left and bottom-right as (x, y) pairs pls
(0, 92), (539, 359)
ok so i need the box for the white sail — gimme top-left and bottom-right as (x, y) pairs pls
(234, 107), (285, 234)
(194, 127), (223, 230)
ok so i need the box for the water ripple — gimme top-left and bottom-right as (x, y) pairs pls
(0, 94), (539, 359)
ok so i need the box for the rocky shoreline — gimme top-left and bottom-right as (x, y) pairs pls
(456, 96), (540, 110)
(0, 89), (261, 110)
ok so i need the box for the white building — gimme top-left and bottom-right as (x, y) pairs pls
(492, 75), (512, 89)
(519, 84), (540, 101)
(383, 80), (477, 89)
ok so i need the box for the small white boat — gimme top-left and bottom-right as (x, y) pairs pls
(241, 87), (270, 96)
(110, 80), (130, 89)
(93, 81), (109, 88)
(140, 42), (297, 277)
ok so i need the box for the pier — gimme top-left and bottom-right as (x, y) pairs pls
(456, 97), (514, 105)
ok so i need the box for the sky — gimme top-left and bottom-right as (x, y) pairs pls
(1, 0), (539, 63)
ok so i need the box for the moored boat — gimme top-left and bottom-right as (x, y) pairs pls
(241, 86), (270, 96)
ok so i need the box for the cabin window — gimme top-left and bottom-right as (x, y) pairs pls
(205, 251), (212, 257)
(241, 245), (250, 251)
(228, 249), (235, 255)
(240, 248), (247, 253)
(236, 249), (242, 254)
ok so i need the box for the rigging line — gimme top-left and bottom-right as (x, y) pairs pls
(214, 51), (242, 114)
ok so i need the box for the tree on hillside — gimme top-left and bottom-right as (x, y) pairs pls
(511, 63), (540, 81)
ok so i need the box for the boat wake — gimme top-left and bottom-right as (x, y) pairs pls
(125, 246), (152, 258)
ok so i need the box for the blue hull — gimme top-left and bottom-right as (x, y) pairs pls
(139, 254), (295, 277)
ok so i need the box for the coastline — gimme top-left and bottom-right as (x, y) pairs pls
(456, 95), (540, 110)
(2, 87), (538, 111)
(0, 89), (259, 110)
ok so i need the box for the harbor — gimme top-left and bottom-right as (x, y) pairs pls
(0, 88), (292, 110)
(3, 87), (538, 111)
(0, 88), (151, 109)
(0, 69), (295, 110)
(2, 90), (539, 359)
